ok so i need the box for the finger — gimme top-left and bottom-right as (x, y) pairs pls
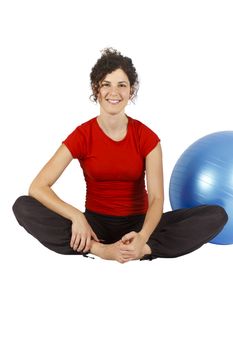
(123, 240), (130, 245)
(123, 257), (133, 262)
(118, 256), (128, 263)
(83, 236), (91, 253)
(91, 231), (100, 242)
(70, 234), (76, 248)
(121, 232), (135, 243)
(120, 242), (133, 251)
(122, 254), (134, 262)
(121, 248), (136, 257)
(121, 252), (134, 259)
(119, 256), (132, 263)
(120, 246), (133, 253)
(120, 247), (134, 256)
(73, 235), (81, 250)
(77, 236), (86, 252)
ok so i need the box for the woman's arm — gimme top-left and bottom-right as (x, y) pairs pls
(118, 143), (164, 261)
(29, 144), (83, 221)
(29, 144), (99, 252)
(139, 142), (164, 242)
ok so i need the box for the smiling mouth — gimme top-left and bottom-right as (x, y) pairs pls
(106, 99), (121, 105)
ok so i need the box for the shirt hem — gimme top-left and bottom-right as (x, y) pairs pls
(85, 208), (146, 218)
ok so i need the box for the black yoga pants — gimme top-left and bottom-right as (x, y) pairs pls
(12, 195), (228, 261)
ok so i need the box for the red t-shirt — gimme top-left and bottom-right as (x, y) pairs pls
(62, 116), (160, 216)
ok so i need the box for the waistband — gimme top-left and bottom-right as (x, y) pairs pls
(85, 208), (145, 220)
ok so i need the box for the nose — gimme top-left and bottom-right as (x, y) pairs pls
(109, 85), (119, 96)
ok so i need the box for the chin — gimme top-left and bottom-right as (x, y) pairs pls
(110, 109), (125, 116)
(105, 104), (127, 114)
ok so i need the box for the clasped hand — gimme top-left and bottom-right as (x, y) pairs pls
(119, 231), (146, 262)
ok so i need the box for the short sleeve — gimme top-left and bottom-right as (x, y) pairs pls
(139, 123), (160, 158)
(62, 126), (86, 160)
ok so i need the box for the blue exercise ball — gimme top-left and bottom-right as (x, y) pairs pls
(169, 131), (233, 245)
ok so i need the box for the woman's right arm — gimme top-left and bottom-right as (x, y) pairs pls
(29, 144), (99, 252)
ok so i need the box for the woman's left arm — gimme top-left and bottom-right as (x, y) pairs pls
(121, 143), (164, 257)
(139, 142), (164, 242)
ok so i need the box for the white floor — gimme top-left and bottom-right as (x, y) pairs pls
(2, 211), (233, 350)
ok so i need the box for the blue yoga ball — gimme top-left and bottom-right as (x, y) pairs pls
(169, 131), (233, 245)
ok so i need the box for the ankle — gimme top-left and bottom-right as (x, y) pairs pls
(143, 243), (152, 255)
(90, 240), (106, 258)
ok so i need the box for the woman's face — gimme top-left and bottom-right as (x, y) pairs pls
(97, 68), (132, 116)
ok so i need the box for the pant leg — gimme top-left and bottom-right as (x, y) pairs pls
(12, 195), (107, 256)
(143, 205), (228, 260)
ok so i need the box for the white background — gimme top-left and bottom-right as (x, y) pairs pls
(1, 0), (233, 349)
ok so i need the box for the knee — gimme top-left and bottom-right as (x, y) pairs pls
(12, 195), (31, 223)
(208, 205), (228, 226)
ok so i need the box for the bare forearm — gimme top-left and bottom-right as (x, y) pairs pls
(139, 198), (163, 242)
(28, 185), (83, 222)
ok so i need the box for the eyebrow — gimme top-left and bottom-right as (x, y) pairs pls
(102, 80), (128, 84)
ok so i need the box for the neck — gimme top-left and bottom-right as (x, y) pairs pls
(98, 111), (128, 132)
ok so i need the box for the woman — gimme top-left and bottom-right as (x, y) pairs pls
(12, 48), (228, 263)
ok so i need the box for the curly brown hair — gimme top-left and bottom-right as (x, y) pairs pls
(90, 47), (139, 103)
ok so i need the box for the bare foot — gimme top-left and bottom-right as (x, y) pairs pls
(141, 243), (152, 257)
(103, 241), (122, 261)
(90, 240), (127, 263)
(89, 241), (106, 259)
(90, 240), (152, 263)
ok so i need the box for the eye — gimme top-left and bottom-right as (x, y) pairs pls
(101, 82), (110, 87)
(119, 84), (127, 88)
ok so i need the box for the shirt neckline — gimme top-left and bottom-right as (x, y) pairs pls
(95, 115), (131, 143)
